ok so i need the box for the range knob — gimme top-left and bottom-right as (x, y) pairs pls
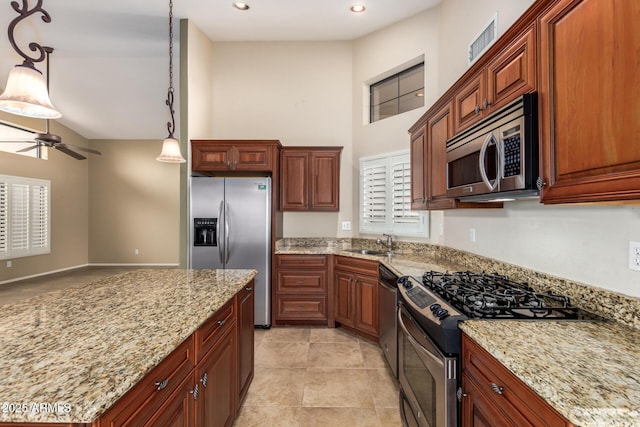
(398, 276), (413, 289)
(429, 303), (441, 312)
(436, 308), (450, 320)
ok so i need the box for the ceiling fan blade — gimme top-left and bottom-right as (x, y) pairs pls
(55, 144), (87, 160)
(16, 144), (41, 153)
(62, 143), (102, 156)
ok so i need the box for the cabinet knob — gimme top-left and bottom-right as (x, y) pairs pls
(154, 378), (169, 391)
(217, 319), (226, 326)
(490, 383), (504, 395)
(200, 372), (208, 388)
(536, 176), (547, 191)
(483, 99), (490, 109)
(245, 286), (253, 291)
(475, 105), (480, 115)
(456, 387), (467, 402)
(190, 384), (199, 400)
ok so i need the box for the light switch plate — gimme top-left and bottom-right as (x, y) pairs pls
(341, 221), (351, 231)
(629, 241), (640, 272)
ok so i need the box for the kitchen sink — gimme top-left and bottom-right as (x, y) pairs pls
(345, 249), (397, 257)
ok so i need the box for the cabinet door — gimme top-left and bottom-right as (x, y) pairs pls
(410, 124), (428, 209)
(192, 143), (234, 171)
(486, 25), (536, 112)
(310, 150), (341, 211)
(280, 150), (309, 210)
(333, 271), (354, 327)
(237, 284), (254, 406)
(144, 375), (195, 427)
(461, 373), (524, 427)
(426, 101), (457, 209)
(196, 325), (237, 427)
(233, 144), (273, 170)
(538, 0), (640, 203)
(453, 72), (486, 134)
(354, 274), (379, 338)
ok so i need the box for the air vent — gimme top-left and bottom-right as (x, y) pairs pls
(468, 14), (498, 65)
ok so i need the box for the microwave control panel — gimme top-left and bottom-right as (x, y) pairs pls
(502, 125), (522, 177)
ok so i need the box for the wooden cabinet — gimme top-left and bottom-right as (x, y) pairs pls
(274, 255), (328, 325)
(537, 0), (640, 204)
(333, 256), (379, 340)
(409, 123), (428, 209)
(98, 286), (253, 427)
(191, 140), (280, 173)
(236, 283), (254, 406)
(280, 147), (342, 211)
(99, 337), (196, 427)
(453, 25), (536, 135)
(461, 333), (572, 427)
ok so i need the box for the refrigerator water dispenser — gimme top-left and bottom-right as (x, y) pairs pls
(194, 218), (217, 246)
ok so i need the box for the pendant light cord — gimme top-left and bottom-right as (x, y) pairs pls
(166, 0), (176, 139)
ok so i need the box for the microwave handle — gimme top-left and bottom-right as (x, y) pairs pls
(479, 133), (499, 191)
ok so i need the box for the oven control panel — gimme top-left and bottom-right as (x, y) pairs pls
(398, 276), (462, 324)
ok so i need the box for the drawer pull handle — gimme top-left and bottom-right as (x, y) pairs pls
(200, 372), (208, 388)
(190, 384), (199, 400)
(490, 383), (504, 395)
(154, 378), (169, 391)
(217, 320), (226, 326)
(245, 286), (253, 291)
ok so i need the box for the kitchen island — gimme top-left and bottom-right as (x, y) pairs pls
(0, 268), (256, 424)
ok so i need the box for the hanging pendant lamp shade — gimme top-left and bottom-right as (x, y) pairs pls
(0, 63), (61, 119)
(156, 136), (185, 163)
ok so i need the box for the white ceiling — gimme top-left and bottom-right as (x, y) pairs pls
(0, 0), (440, 140)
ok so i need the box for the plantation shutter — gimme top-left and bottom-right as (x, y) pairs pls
(362, 162), (387, 227)
(391, 160), (420, 226)
(11, 183), (30, 254)
(0, 182), (8, 258)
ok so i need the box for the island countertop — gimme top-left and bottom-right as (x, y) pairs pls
(0, 268), (256, 424)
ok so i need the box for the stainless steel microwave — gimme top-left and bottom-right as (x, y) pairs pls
(445, 93), (538, 201)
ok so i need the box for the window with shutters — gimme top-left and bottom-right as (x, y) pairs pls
(0, 174), (51, 260)
(359, 151), (428, 237)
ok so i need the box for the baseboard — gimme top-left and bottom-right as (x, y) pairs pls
(88, 263), (180, 267)
(0, 263), (89, 286)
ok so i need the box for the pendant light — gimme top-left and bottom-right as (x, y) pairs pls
(156, 0), (186, 163)
(0, 0), (61, 119)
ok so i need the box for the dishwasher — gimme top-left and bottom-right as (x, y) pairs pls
(378, 263), (399, 378)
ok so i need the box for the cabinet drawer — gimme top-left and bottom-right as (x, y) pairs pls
(276, 254), (327, 268)
(333, 255), (378, 276)
(462, 334), (568, 426)
(99, 337), (195, 427)
(195, 298), (235, 362)
(276, 270), (327, 293)
(276, 296), (327, 320)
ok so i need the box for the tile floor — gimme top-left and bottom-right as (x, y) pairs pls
(234, 326), (402, 427)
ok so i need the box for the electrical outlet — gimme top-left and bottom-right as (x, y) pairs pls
(134, 249), (140, 255)
(629, 241), (640, 272)
(341, 221), (351, 231)
(6, 260), (12, 268)
(469, 228), (476, 243)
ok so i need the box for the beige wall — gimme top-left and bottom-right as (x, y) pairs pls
(209, 41), (354, 237)
(0, 113), (89, 282)
(88, 140), (180, 265)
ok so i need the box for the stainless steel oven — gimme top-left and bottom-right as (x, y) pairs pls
(398, 303), (457, 427)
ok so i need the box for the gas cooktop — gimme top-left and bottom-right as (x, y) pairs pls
(421, 271), (601, 320)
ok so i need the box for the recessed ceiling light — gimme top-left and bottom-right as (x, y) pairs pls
(350, 4), (366, 13)
(416, 92), (424, 97)
(233, 2), (250, 11)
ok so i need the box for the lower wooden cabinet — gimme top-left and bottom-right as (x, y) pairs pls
(237, 283), (255, 406)
(274, 255), (328, 325)
(333, 256), (379, 340)
(97, 283), (255, 427)
(461, 333), (572, 427)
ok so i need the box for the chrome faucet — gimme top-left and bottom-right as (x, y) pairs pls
(377, 233), (393, 252)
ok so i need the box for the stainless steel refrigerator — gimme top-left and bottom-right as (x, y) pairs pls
(190, 176), (271, 327)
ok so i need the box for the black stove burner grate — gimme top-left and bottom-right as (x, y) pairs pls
(422, 271), (583, 319)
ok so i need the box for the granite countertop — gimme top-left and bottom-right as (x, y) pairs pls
(0, 268), (256, 424)
(460, 320), (640, 427)
(277, 244), (640, 426)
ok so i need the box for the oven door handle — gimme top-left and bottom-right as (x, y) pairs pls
(398, 308), (445, 369)
(479, 132), (499, 191)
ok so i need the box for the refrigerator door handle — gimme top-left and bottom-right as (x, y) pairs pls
(224, 201), (230, 264)
(217, 200), (224, 264)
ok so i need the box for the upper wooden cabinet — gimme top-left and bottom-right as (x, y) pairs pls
(280, 147), (342, 211)
(537, 0), (640, 203)
(191, 140), (280, 173)
(453, 25), (536, 135)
